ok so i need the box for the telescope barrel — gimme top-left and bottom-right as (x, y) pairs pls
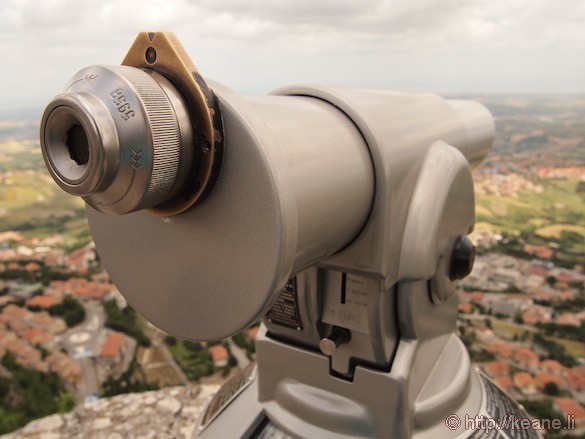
(39, 60), (494, 340)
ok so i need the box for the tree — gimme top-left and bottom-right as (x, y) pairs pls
(543, 382), (560, 396)
(47, 297), (85, 327)
(0, 353), (73, 435)
(514, 313), (523, 324)
(546, 276), (557, 287)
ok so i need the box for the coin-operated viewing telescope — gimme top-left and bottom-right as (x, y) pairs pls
(40, 32), (538, 439)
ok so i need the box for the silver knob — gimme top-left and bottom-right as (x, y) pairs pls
(40, 65), (193, 215)
(319, 328), (351, 356)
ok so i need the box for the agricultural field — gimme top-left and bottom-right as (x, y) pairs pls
(474, 177), (585, 253)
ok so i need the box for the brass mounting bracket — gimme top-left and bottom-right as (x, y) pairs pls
(122, 32), (224, 216)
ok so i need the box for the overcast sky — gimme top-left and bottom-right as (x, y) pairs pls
(1, 0), (584, 114)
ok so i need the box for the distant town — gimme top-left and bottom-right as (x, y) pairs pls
(0, 95), (584, 436)
(0, 232), (258, 424)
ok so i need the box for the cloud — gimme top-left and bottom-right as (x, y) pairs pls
(0, 0), (584, 113)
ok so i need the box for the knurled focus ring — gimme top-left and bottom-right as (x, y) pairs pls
(121, 67), (181, 209)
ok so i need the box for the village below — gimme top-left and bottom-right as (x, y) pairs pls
(0, 95), (584, 438)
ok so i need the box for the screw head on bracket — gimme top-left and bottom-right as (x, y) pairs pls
(449, 235), (476, 280)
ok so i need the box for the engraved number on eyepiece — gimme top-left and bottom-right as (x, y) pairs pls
(110, 89), (136, 121)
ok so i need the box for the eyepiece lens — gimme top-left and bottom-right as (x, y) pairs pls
(66, 123), (90, 165)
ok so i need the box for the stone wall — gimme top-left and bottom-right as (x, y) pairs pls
(1, 384), (220, 439)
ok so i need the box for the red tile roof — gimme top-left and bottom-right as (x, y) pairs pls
(208, 345), (229, 363)
(553, 398), (585, 420)
(513, 372), (534, 388)
(2, 304), (28, 319)
(494, 376), (514, 391)
(22, 328), (53, 344)
(458, 303), (473, 314)
(100, 332), (125, 358)
(535, 372), (564, 389)
(26, 295), (62, 309)
(247, 327), (259, 341)
(24, 262), (41, 272)
(530, 266), (549, 277)
(514, 347), (539, 366)
(483, 361), (509, 377)
(540, 359), (568, 376)
(567, 369), (585, 390)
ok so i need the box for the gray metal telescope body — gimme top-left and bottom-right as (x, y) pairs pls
(85, 82), (514, 439)
(40, 53), (538, 437)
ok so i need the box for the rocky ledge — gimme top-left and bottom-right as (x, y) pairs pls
(2, 384), (220, 439)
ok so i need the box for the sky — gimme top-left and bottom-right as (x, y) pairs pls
(1, 0), (584, 114)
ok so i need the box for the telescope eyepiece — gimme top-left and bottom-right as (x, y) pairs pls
(40, 65), (194, 215)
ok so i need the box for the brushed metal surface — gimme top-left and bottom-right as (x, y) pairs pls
(41, 65), (193, 215)
(86, 81), (376, 341)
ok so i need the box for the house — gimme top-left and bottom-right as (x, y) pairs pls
(46, 351), (82, 388)
(482, 361), (509, 378)
(567, 368), (585, 391)
(524, 245), (554, 260)
(99, 331), (133, 379)
(513, 372), (536, 395)
(6, 262), (20, 271)
(0, 330), (17, 351)
(17, 347), (48, 373)
(521, 305), (553, 325)
(535, 372), (564, 391)
(7, 319), (29, 335)
(208, 345), (229, 367)
(483, 293), (532, 318)
(458, 303), (473, 314)
(553, 398), (585, 428)
(100, 331), (125, 358)
(24, 262), (41, 273)
(556, 313), (581, 327)
(540, 359), (568, 377)
(486, 340), (514, 359)
(21, 328), (54, 346)
(530, 264), (550, 277)
(27, 312), (67, 335)
(476, 327), (495, 344)
(514, 347), (539, 371)
(71, 281), (113, 302)
(247, 327), (259, 341)
(2, 304), (29, 319)
(3, 338), (29, 356)
(0, 295), (20, 309)
(459, 291), (484, 303)
(26, 295), (63, 309)
(494, 376), (514, 392)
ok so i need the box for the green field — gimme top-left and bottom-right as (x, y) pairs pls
(0, 163), (87, 247)
(475, 178), (585, 252)
(0, 138), (95, 249)
(545, 336), (585, 357)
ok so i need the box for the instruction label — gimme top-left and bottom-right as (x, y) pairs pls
(267, 278), (302, 330)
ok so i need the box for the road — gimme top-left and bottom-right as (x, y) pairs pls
(151, 333), (189, 385)
(59, 302), (105, 399)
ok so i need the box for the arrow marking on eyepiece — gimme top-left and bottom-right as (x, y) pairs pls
(131, 148), (143, 170)
(96, 149), (143, 207)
